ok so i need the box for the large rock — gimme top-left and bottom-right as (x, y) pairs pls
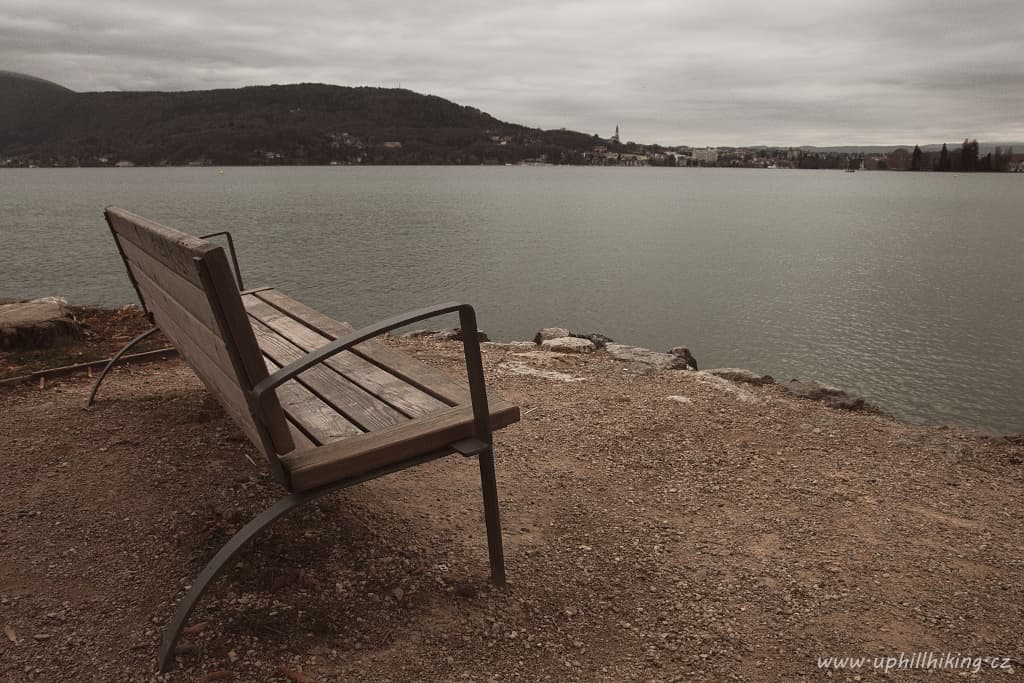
(534, 327), (614, 348)
(705, 368), (774, 386)
(667, 346), (698, 370)
(534, 327), (571, 344)
(778, 379), (866, 410)
(571, 332), (614, 349)
(0, 297), (82, 350)
(604, 344), (689, 372)
(541, 336), (595, 353)
(693, 372), (762, 403)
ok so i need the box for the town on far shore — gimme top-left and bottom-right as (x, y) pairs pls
(8, 130), (1021, 172)
(579, 127), (1022, 172)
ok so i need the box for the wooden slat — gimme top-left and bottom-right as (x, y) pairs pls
(118, 237), (219, 332)
(250, 318), (406, 432)
(253, 290), (471, 405)
(137, 284), (265, 449)
(202, 378), (265, 450)
(285, 419), (318, 452)
(281, 401), (521, 491)
(135, 275), (234, 377)
(106, 207), (212, 286)
(198, 249), (294, 456)
(130, 266), (228, 362)
(262, 357), (363, 445)
(243, 297), (446, 418)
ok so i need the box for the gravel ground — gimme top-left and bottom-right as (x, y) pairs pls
(1, 338), (1022, 682)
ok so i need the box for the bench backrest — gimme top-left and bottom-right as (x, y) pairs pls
(105, 207), (294, 469)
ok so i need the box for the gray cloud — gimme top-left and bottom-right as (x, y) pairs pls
(2, 0), (1022, 145)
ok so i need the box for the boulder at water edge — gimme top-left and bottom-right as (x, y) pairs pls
(0, 297), (82, 350)
(605, 344), (690, 372)
(541, 337), (596, 353)
(706, 368), (774, 386)
(667, 346), (699, 370)
(534, 327), (572, 344)
(778, 379), (866, 410)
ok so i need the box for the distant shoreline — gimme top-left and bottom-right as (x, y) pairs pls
(3, 163), (1023, 173)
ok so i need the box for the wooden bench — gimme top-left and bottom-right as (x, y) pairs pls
(90, 207), (520, 672)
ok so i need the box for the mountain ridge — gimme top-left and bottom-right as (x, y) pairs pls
(0, 72), (599, 166)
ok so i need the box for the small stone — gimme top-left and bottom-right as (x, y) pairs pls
(227, 649), (239, 663)
(391, 587), (405, 601)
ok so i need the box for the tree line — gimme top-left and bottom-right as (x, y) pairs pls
(910, 139), (1015, 172)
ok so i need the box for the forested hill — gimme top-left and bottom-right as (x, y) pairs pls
(0, 71), (601, 166)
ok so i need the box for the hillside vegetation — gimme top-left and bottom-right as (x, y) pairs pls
(0, 71), (600, 166)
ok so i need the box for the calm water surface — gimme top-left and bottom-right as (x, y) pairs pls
(2, 167), (1022, 433)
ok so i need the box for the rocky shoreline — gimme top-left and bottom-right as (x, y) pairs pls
(1, 299), (1013, 434)
(401, 324), (879, 416)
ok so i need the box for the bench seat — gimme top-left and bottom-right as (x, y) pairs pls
(242, 288), (519, 490)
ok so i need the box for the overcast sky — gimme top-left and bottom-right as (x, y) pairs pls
(3, 0), (1022, 146)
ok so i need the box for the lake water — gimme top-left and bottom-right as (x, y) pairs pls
(2, 167), (1022, 434)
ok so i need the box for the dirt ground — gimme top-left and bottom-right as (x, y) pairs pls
(1, 335), (1022, 682)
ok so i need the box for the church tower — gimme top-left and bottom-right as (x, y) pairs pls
(612, 125), (620, 144)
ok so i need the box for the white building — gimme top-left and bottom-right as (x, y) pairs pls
(692, 147), (718, 164)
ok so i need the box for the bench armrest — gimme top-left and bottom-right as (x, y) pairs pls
(252, 302), (493, 444)
(199, 231), (245, 290)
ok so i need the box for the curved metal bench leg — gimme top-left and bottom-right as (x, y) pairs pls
(158, 492), (313, 672)
(158, 449), (506, 671)
(84, 325), (160, 408)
